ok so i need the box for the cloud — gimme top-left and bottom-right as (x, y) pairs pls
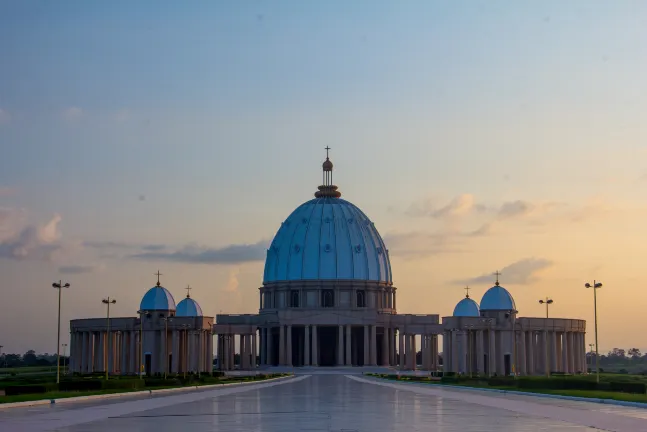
(455, 258), (553, 285)
(0, 213), (70, 261)
(141, 244), (165, 251)
(131, 240), (268, 264)
(58, 263), (106, 274)
(383, 231), (466, 258)
(62, 106), (83, 122)
(406, 194), (486, 218)
(115, 108), (132, 122)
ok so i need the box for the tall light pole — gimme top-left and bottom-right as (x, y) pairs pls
(538, 298), (553, 318)
(52, 281), (70, 384)
(585, 280), (603, 383)
(102, 297), (116, 380)
(62, 343), (68, 375)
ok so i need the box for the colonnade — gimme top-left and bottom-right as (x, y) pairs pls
(69, 329), (213, 375)
(443, 329), (587, 376)
(216, 326), (440, 370)
(217, 333), (257, 370)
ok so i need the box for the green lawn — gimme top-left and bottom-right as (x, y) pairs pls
(0, 374), (289, 404)
(368, 374), (647, 404)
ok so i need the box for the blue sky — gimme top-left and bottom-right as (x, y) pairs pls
(1, 1), (647, 354)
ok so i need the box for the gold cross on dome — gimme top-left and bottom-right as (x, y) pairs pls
(493, 270), (502, 285)
(154, 270), (163, 286)
(464, 285), (471, 298)
(185, 284), (192, 298)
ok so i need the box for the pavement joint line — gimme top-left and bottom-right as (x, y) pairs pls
(362, 375), (647, 410)
(0, 375), (294, 410)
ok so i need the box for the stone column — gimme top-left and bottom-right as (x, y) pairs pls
(287, 326), (293, 367)
(569, 332), (576, 373)
(421, 335), (427, 370)
(475, 331), (483, 375)
(399, 330), (405, 369)
(461, 332), (468, 374)
(363, 325), (369, 366)
(451, 332), (459, 373)
(252, 332), (257, 369)
(442, 332), (449, 372)
(267, 328), (274, 366)
(337, 325), (344, 366)
(382, 328), (389, 366)
(345, 325), (352, 366)
(304, 326), (310, 366)
(312, 325), (318, 366)
(561, 333), (569, 373)
(97, 332), (104, 371)
(279, 326), (285, 366)
(370, 325), (377, 366)
(404, 333), (410, 369)
(259, 328), (265, 366)
(518, 330), (526, 376)
(239, 335), (245, 369)
(411, 334), (418, 370)
(121, 333), (128, 374)
(80, 332), (87, 374)
(527, 332), (535, 375)
(130, 331), (137, 374)
(551, 332), (558, 372)
(488, 329), (496, 376)
(581, 332), (587, 373)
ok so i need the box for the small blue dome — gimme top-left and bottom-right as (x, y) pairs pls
(140, 286), (176, 311)
(263, 197), (392, 284)
(453, 297), (480, 317)
(176, 297), (203, 317)
(480, 285), (516, 311)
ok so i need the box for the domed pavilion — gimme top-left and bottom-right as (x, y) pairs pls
(214, 150), (440, 369)
(68, 276), (213, 376)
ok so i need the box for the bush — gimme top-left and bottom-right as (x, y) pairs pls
(487, 377), (515, 387)
(609, 381), (646, 394)
(144, 378), (181, 387)
(101, 379), (146, 390)
(58, 380), (103, 392)
(4, 383), (57, 396)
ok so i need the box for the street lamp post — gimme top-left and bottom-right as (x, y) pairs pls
(584, 281), (603, 383)
(538, 298), (553, 318)
(52, 281), (70, 384)
(62, 343), (68, 375)
(102, 297), (116, 380)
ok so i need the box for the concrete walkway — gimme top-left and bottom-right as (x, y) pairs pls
(1, 374), (646, 431)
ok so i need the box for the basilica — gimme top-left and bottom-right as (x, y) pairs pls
(68, 152), (587, 376)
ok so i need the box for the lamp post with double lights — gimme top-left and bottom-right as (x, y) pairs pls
(102, 297), (116, 380)
(52, 281), (70, 384)
(584, 280), (603, 383)
(538, 298), (553, 318)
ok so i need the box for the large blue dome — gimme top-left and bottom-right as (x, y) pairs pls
(480, 285), (516, 311)
(176, 297), (203, 317)
(263, 197), (392, 284)
(453, 297), (480, 317)
(140, 286), (176, 311)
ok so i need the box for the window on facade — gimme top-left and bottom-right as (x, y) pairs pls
(290, 290), (299, 308)
(357, 290), (366, 307)
(322, 290), (334, 307)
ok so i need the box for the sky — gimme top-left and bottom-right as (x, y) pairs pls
(1, 1), (647, 355)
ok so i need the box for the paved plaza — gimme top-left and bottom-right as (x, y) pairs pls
(2, 373), (647, 431)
